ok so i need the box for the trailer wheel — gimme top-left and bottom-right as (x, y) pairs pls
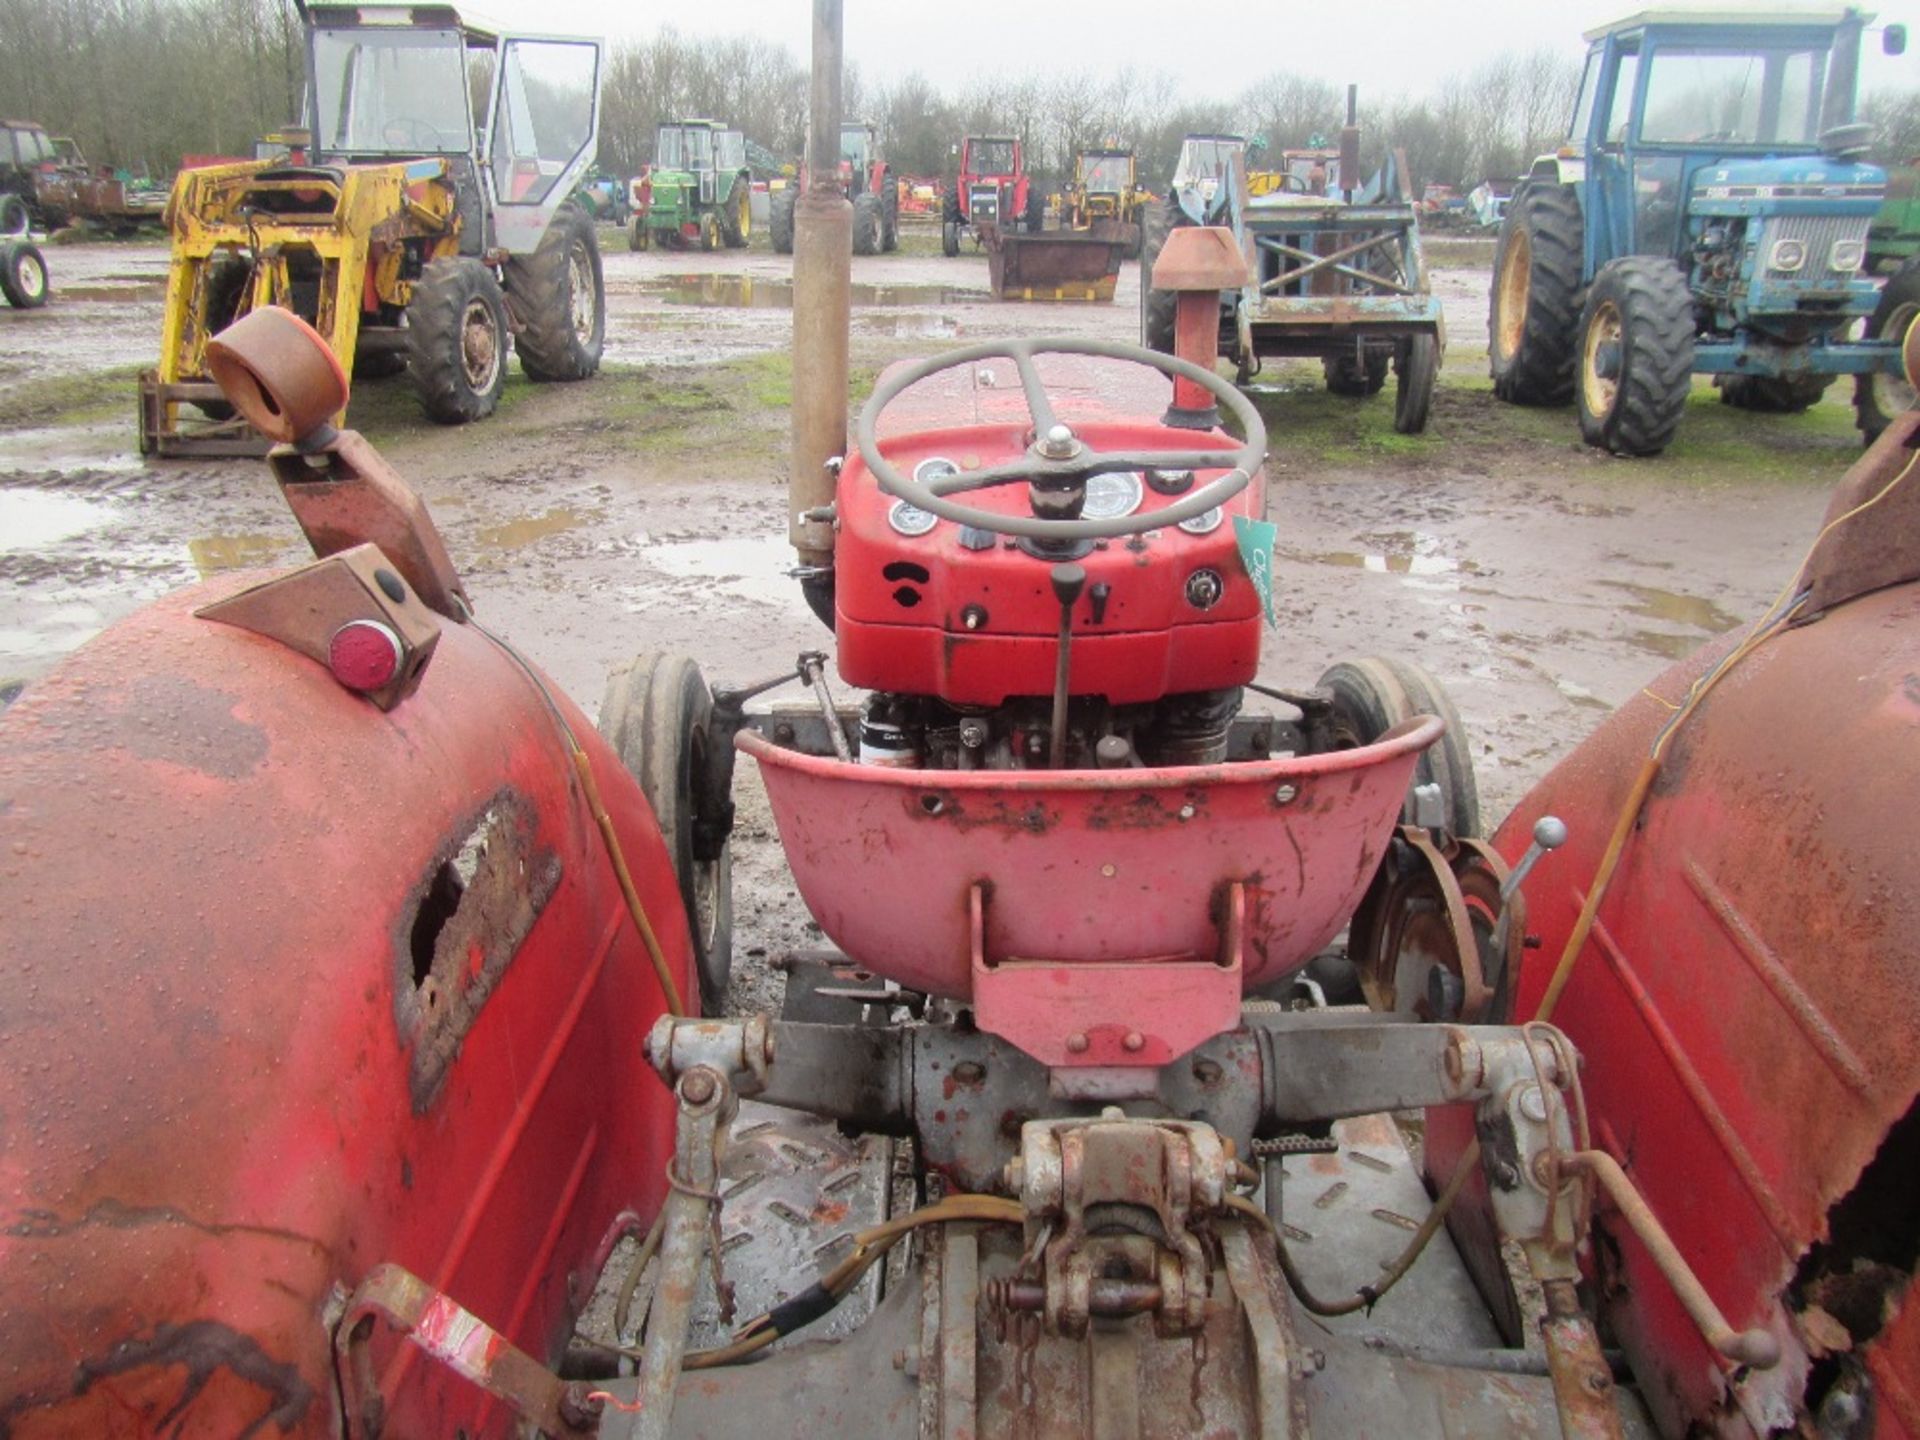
(1322, 348), (1389, 396)
(721, 181), (750, 249)
(1717, 373), (1832, 413)
(852, 193), (882, 257)
(1576, 257), (1695, 457)
(1393, 331), (1439, 434)
(770, 187), (796, 255)
(0, 239), (46, 309)
(1318, 655), (1480, 840)
(1138, 198), (1184, 354)
(1488, 182), (1584, 405)
(506, 201), (605, 382)
(629, 217), (649, 252)
(1855, 255), (1920, 443)
(407, 257), (508, 424)
(599, 654), (733, 1015)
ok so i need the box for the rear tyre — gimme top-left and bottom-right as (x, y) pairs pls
(770, 186), (796, 255)
(1318, 656), (1480, 840)
(1322, 348), (1389, 396)
(1024, 183), (1045, 234)
(1854, 255), (1920, 443)
(721, 182), (750, 249)
(881, 170), (900, 252)
(852, 193), (881, 257)
(505, 202), (605, 382)
(1718, 373), (1833, 412)
(599, 654), (734, 1016)
(407, 257), (508, 425)
(1393, 331), (1439, 435)
(629, 218), (649, 252)
(941, 218), (960, 258)
(1488, 182), (1584, 405)
(1576, 257), (1695, 457)
(1138, 198), (1185, 353)
(0, 240), (46, 309)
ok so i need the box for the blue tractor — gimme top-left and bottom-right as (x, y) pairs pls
(1488, 8), (1911, 456)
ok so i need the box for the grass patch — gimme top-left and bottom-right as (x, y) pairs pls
(0, 365), (143, 429)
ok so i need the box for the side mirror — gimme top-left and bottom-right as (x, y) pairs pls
(1885, 23), (1907, 55)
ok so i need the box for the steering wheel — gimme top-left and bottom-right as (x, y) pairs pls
(854, 338), (1267, 541)
(381, 117), (448, 151)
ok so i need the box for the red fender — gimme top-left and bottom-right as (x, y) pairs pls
(0, 577), (693, 1436)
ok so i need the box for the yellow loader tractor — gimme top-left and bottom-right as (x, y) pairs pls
(139, 3), (606, 456)
(1063, 147), (1147, 255)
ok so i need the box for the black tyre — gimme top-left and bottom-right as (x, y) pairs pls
(1393, 331), (1439, 435)
(407, 256), (508, 424)
(1322, 348), (1389, 396)
(720, 181), (750, 249)
(881, 170), (900, 252)
(1138, 197), (1185, 353)
(941, 218), (960, 258)
(192, 254), (253, 417)
(506, 202), (604, 383)
(1318, 655), (1480, 840)
(698, 212), (719, 253)
(0, 195), (28, 239)
(353, 345), (408, 380)
(852, 193), (882, 257)
(1488, 182), (1584, 405)
(0, 240), (47, 309)
(629, 217), (649, 252)
(1718, 373), (1833, 413)
(770, 187), (796, 255)
(1855, 255), (1920, 443)
(1576, 256), (1696, 457)
(1024, 183), (1045, 235)
(599, 653), (733, 1015)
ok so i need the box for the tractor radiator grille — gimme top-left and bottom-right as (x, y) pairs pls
(1762, 215), (1869, 277)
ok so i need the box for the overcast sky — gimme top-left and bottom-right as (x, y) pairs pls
(493, 0), (1920, 102)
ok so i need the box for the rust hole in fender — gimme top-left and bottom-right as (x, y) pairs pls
(393, 790), (560, 1111)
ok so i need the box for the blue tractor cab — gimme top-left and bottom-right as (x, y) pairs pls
(1489, 7), (1911, 455)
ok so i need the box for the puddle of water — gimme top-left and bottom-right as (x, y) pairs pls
(0, 489), (121, 552)
(644, 275), (985, 310)
(1600, 580), (1740, 633)
(475, 508), (597, 553)
(641, 533), (796, 609)
(57, 283), (166, 302)
(188, 533), (293, 576)
(1281, 531), (1481, 580)
(0, 424), (148, 476)
(852, 313), (959, 341)
(1553, 676), (1611, 712)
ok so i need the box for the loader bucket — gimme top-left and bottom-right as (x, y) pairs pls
(985, 225), (1136, 302)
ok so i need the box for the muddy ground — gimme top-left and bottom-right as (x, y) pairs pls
(0, 224), (1871, 1008)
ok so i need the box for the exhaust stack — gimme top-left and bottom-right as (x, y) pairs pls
(789, 0), (853, 627)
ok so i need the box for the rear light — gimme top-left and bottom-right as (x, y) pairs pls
(328, 619), (403, 693)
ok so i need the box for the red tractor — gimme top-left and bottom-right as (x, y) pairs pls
(3, 12), (1919, 1435)
(941, 132), (1042, 256)
(770, 119), (897, 256)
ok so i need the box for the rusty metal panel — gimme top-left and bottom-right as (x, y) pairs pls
(0, 576), (693, 1435)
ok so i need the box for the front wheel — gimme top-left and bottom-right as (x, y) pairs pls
(1718, 373), (1833, 413)
(0, 240), (47, 309)
(598, 654), (733, 1015)
(407, 257), (508, 424)
(721, 182), (750, 249)
(1575, 257), (1695, 457)
(1393, 331), (1439, 435)
(0, 195), (29, 240)
(629, 217), (649, 252)
(1138, 198), (1183, 353)
(770, 187), (796, 255)
(852, 193), (882, 257)
(941, 218), (960, 258)
(698, 213), (719, 253)
(1855, 255), (1920, 443)
(881, 171), (900, 252)
(505, 201), (605, 382)
(1317, 655), (1480, 839)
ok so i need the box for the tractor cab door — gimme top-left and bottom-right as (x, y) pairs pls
(485, 33), (601, 255)
(689, 127), (716, 204)
(717, 129), (745, 201)
(1586, 38), (1642, 271)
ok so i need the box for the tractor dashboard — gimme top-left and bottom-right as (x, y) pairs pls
(833, 421), (1265, 707)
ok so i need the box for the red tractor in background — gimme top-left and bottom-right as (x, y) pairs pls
(941, 132), (1042, 255)
(770, 119), (897, 256)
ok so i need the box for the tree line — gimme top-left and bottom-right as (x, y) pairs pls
(3, 0), (1916, 195)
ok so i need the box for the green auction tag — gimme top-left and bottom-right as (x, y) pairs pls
(1233, 515), (1277, 626)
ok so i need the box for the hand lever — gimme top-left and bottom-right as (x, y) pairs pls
(1048, 563), (1087, 769)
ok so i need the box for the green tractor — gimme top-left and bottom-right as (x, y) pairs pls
(629, 119), (752, 252)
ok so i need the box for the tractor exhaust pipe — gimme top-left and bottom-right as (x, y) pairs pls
(790, 0), (853, 628)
